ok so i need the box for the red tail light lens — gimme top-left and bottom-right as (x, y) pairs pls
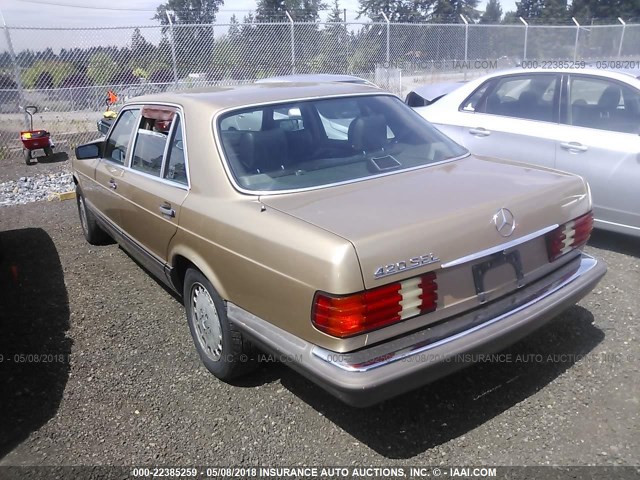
(546, 212), (593, 262)
(312, 273), (438, 338)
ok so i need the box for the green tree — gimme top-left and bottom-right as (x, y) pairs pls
(480, 0), (502, 23)
(357, 0), (431, 22)
(515, 0), (543, 20)
(431, 0), (480, 21)
(313, 0), (349, 73)
(571, 0), (640, 21)
(87, 52), (117, 86)
(228, 13), (241, 40)
(22, 60), (76, 89)
(256, 0), (288, 21)
(256, 0), (325, 21)
(131, 28), (154, 59)
(539, 0), (568, 24)
(296, 0), (328, 21)
(501, 10), (519, 22)
(129, 28), (157, 74)
(154, 0), (225, 76)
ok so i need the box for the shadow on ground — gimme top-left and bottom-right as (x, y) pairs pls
(589, 229), (640, 257)
(29, 151), (69, 165)
(0, 228), (71, 459)
(271, 306), (603, 458)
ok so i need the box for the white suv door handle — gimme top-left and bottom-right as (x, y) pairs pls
(469, 127), (491, 137)
(560, 141), (588, 153)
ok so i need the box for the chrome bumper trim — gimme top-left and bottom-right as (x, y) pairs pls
(440, 224), (558, 268)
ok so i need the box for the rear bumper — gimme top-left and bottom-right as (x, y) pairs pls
(229, 253), (606, 407)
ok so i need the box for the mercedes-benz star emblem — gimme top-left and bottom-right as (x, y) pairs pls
(493, 208), (516, 237)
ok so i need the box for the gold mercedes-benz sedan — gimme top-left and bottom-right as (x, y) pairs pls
(73, 82), (606, 407)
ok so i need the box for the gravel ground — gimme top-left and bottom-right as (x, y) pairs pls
(0, 156), (638, 469)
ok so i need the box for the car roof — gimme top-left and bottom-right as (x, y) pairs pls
(127, 82), (382, 112)
(477, 67), (640, 84)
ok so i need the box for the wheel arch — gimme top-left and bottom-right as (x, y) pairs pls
(169, 248), (230, 301)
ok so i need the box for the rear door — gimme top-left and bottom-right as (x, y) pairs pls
(451, 73), (561, 168)
(91, 108), (140, 230)
(117, 105), (189, 264)
(555, 74), (640, 234)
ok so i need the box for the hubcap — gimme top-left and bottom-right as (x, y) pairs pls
(78, 196), (89, 235)
(191, 283), (223, 361)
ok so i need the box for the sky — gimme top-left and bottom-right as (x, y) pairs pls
(0, 0), (513, 28)
(0, 0), (515, 53)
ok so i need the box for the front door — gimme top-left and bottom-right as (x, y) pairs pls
(92, 108), (140, 230)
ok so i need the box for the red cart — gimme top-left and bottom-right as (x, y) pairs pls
(20, 106), (54, 165)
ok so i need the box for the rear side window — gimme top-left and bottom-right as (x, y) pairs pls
(567, 76), (640, 134)
(164, 116), (188, 185)
(104, 109), (139, 164)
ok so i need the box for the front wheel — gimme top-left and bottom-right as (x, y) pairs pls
(75, 187), (110, 245)
(44, 146), (54, 157)
(183, 268), (256, 380)
(23, 149), (33, 165)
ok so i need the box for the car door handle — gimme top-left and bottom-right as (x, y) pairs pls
(469, 127), (491, 137)
(159, 203), (176, 218)
(109, 179), (117, 190)
(560, 141), (588, 153)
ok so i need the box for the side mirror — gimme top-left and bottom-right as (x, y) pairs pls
(75, 142), (101, 160)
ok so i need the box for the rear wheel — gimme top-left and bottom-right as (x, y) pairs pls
(44, 146), (54, 157)
(184, 268), (256, 380)
(76, 186), (109, 245)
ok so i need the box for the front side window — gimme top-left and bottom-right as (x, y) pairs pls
(104, 109), (139, 164)
(217, 95), (468, 192)
(567, 76), (640, 134)
(479, 74), (558, 122)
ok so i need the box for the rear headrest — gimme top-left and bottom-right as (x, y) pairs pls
(239, 129), (288, 173)
(518, 90), (538, 107)
(348, 114), (387, 153)
(598, 86), (621, 109)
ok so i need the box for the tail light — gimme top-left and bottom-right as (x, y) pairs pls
(546, 211), (593, 262)
(312, 272), (438, 338)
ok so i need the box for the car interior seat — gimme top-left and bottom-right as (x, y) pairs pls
(238, 129), (290, 174)
(348, 114), (388, 154)
(597, 86), (621, 119)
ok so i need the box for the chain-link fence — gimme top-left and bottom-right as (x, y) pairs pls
(1, 19), (639, 158)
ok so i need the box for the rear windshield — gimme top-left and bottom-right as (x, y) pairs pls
(216, 94), (467, 192)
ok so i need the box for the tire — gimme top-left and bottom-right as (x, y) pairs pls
(44, 146), (54, 157)
(183, 268), (256, 380)
(23, 149), (33, 165)
(76, 187), (110, 245)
